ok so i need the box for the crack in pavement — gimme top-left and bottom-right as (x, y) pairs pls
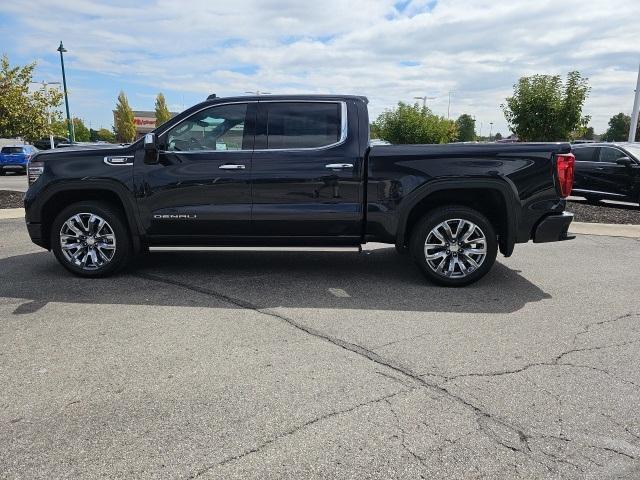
(136, 273), (535, 471)
(189, 389), (410, 479)
(137, 273), (640, 476)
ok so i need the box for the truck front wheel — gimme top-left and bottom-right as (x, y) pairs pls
(410, 206), (498, 287)
(50, 201), (132, 278)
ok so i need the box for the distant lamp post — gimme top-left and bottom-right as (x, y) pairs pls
(414, 95), (436, 110)
(30, 81), (61, 149)
(447, 90), (455, 119)
(489, 122), (494, 141)
(57, 41), (74, 143)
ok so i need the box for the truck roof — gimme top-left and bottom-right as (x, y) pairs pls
(204, 94), (368, 104)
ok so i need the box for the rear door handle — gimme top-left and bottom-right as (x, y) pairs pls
(325, 163), (354, 170)
(218, 164), (246, 170)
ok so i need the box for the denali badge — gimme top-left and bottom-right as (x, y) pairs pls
(153, 214), (198, 219)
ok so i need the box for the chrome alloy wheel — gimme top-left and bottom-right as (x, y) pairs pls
(59, 213), (117, 270)
(423, 218), (487, 279)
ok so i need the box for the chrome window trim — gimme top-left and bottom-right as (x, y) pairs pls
(156, 100), (348, 155)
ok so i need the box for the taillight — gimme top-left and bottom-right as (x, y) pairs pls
(555, 153), (575, 198)
(28, 161), (44, 186)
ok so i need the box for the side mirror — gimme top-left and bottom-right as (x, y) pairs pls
(144, 133), (159, 164)
(616, 157), (633, 166)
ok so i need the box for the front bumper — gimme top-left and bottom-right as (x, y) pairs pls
(533, 212), (574, 243)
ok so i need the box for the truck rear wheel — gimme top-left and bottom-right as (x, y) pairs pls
(410, 206), (497, 287)
(50, 201), (132, 278)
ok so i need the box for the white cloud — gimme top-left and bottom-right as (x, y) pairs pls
(1, 0), (639, 134)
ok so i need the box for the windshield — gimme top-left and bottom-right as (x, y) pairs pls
(1, 147), (24, 154)
(623, 145), (640, 160)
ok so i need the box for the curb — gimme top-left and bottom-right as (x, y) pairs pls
(1, 209), (639, 239)
(570, 221), (640, 238)
(0, 208), (25, 220)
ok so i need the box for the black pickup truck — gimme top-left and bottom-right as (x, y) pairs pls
(24, 94), (575, 286)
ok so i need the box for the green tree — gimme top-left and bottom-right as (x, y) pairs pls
(0, 55), (63, 141)
(502, 71), (590, 141)
(72, 117), (90, 142)
(603, 113), (639, 141)
(579, 126), (595, 140)
(494, 132), (503, 140)
(455, 114), (476, 141)
(154, 92), (171, 127)
(114, 91), (136, 142)
(96, 128), (116, 143)
(372, 102), (457, 144)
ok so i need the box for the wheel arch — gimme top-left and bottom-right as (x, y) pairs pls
(396, 179), (519, 257)
(32, 180), (142, 252)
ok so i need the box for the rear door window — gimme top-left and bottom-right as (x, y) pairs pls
(572, 147), (596, 162)
(265, 102), (342, 149)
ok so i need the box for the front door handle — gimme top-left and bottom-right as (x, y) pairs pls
(325, 163), (354, 170)
(218, 164), (246, 170)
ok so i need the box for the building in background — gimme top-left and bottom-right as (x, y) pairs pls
(112, 110), (178, 139)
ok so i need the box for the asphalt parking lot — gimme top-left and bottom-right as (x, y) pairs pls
(1, 217), (639, 479)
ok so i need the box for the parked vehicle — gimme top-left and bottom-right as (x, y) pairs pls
(33, 137), (69, 150)
(571, 142), (640, 205)
(24, 95), (575, 286)
(0, 145), (38, 175)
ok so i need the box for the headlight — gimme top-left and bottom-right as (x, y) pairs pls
(28, 161), (44, 186)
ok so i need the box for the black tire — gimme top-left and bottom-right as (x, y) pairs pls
(50, 201), (132, 278)
(410, 206), (498, 287)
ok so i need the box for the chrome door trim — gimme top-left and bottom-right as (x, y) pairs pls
(103, 155), (134, 166)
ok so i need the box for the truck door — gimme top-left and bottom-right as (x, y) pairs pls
(250, 100), (363, 241)
(136, 102), (255, 240)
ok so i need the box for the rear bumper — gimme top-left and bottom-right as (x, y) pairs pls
(0, 164), (27, 171)
(533, 212), (574, 243)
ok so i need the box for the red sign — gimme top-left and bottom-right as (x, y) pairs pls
(133, 117), (155, 127)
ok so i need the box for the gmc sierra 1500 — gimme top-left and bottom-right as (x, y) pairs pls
(24, 94), (575, 286)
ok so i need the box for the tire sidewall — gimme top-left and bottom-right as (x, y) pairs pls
(410, 206), (498, 287)
(51, 202), (131, 277)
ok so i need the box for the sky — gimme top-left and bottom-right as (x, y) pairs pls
(0, 0), (639, 136)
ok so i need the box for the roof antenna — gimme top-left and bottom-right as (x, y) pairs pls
(207, 93), (217, 100)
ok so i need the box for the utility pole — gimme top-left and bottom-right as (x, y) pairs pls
(414, 95), (436, 110)
(57, 41), (74, 143)
(489, 122), (494, 141)
(31, 81), (61, 149)
(629, 63), (640, 142)
(447, 91), (454, 119)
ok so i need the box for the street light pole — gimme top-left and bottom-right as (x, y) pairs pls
(57, 41), (74, 143)
(629, 63), (640, 143)
(31, 81), (61, 149)
(489, 122), (494, 141)
(414, 95), (436, 110)
(447, 91), (454, 119)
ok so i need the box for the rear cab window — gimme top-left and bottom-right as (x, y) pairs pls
(263, 102), (343, 149)
(1, 147), (25, 154)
